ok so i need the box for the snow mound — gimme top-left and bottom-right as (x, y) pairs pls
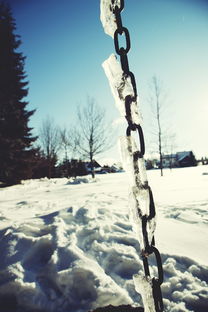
(66, 177), (98, 185)
(0, 206), (135, 312)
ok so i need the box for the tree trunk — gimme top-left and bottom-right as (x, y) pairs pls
(157, 95), (163, 177)
(48, 158), (51, 179)
(159, 131), (163, 176)
(90, 153), (95, 178)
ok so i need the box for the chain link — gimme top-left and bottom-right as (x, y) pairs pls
(114, 27), (130, 54)
(127, 124), (145, 159)
(111, 2), (164, 311)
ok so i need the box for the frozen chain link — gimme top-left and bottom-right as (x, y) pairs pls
(100, 1), (164, 311)
(102, 54), (141, 125)
(100, 0), (123, 37)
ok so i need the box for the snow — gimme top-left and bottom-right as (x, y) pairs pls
(0, 166), (208, 311)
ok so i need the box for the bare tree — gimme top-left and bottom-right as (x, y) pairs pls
(163, 132), (177, 170)
(148, 76), (169, 176)
(39, 116), (60, 178)
(59, 126), (78, 177)
(59, 127), (73, 161)
(75, 97), (111, 178)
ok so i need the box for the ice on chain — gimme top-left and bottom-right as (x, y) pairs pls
(130, 189), (156, 251)
(102, 54), (141, 125)
(100, 0), (122, 38)
(101, 1), (158, 311)
(102, 56), (156, 251)
(134, 274), (156, 312)
(119, 136), (148, 186)
(119, 136), (156, 250)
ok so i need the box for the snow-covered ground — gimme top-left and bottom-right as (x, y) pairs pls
(0, 166), (207, 312)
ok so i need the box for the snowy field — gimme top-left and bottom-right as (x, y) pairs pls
(0, 166), (208, 312)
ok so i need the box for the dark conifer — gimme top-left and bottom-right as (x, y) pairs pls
(0, 3), (36, 185)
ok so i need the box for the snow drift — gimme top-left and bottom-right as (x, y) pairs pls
(0, 167), (208, 311)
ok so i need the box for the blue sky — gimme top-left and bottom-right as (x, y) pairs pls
(5, 0), (208, 161)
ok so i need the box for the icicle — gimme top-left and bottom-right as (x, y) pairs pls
(102, 54), (141, 125)
(133, 274), (156, 312)
(100, 0), (122, 38)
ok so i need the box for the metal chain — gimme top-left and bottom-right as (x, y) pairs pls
(107, 1), (164, 311)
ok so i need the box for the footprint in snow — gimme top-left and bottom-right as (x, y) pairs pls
(23, 238), (55, 272)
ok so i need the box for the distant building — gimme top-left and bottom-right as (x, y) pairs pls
(176, 151), (197, 167)
(100, 163), (123, 173)
(161, 151), (197, 168)
(57, 159), (123, 177)
(161, 154), (178, 168)
(85, 160), (102, 174)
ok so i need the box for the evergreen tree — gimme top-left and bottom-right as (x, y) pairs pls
(0, 3), (36, 185)
(31, 147), (50, 179)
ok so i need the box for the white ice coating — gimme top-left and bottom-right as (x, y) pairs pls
(102, 54), (141, 125)
(132, 186), (150, 216)
(119, 136), (137, 174)
(119, 136), (156, 250)
(137, 158), (148, 185)
(119, 136), (147, 186)
(133, 274), (156, 312)
(129, 186), (156, 251)
(101, 2), (157, 310)
(100, 0), (122, 38)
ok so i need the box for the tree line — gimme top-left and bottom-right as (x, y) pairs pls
(0, 3), (111, 186)
(37, 102), (111, 181)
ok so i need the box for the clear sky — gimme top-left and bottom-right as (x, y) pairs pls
(5, 0), (208, 162)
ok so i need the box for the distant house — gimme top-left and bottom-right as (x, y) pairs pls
(101, 163), (123, 173)
(85, 160), (102, 174)
(110, 164), (123, 173)
(161, 151), (197, 168)
(161, 154), (178, 168)
(176, 151), (197, 167)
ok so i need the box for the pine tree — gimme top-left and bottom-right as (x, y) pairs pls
(0, 3), (36, 185)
